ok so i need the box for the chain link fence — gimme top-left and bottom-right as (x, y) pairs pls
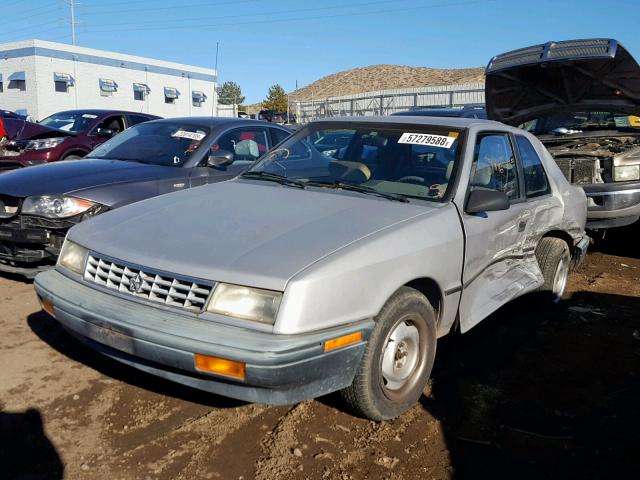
(292, 82), (485, 123)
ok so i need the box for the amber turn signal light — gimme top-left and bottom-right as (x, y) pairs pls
(39, 297), (56, 318)
(194, 353), (246, 380)
(324, 331), (362, 352)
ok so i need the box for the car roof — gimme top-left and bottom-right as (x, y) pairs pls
(147, 117), (289, 129)
(51, 109), (159, 117)
(310, 115), (504, 129)
(394, 107), (485, 116)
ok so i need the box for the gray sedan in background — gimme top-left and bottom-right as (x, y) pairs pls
(0, 118), (291, 277)
(35, 116), (588, 420)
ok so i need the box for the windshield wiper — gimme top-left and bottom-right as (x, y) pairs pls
(240, 171), (306, 189)
(306, 180), (409, 203)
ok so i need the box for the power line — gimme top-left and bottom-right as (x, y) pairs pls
(84, 0), (416, 29)
(88, 0), (486, 34)
(0, 22), (67, 41)
(85, 0), (262, 15)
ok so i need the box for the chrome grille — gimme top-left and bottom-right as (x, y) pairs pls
(84, 254), (214, 312)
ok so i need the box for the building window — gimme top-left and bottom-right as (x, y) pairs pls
(192, 90), (207, 107)
(8, 71), (26, 91)
(54, 72), (74, 93)
(99, 78), (118, 97)
(164, 87), (180, 104)
(0, 75), (3, 93)
(133, 83), (150, 101)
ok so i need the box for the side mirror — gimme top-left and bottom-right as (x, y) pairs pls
(207, 149), (234, 167)
(96, 127), (115, 138)
(466, 189), (510, 214)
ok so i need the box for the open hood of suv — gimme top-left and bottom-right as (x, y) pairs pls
(485, 38), (640, 126)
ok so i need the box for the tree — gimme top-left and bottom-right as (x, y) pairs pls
(262, 84), (288, 112)
(217, 81), (245, 105)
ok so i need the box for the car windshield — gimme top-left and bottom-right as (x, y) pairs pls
(87, 122), (210, 167)
(523, 111), (640, 134)
(247, 124), (463, 202)
(39, 112), (99, 133)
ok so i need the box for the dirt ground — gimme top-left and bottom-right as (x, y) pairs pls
(1, 225), (639, 480)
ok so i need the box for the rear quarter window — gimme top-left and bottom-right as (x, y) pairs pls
(515, 135), (551, 198)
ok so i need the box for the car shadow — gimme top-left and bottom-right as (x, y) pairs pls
(0, 271), (34, 284)
(422, 290), (640, 479)
(590, 220), (640, 259)
(27, 310), (245, 409)
(0, 408), (64, 479)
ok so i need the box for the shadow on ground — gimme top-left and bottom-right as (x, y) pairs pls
(423, 290), (640, 479)
(590, 220), (640, 259)
(27, 310), (245, 410)
(0, 408), (64, 480)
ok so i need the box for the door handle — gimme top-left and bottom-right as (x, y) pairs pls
(518, 220), (528, 232)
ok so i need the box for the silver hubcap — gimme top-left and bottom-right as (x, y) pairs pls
(553, 255), (569, 299)
(381, 321), (420, 391)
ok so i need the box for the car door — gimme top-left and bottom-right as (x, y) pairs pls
(190, 126), (272, 186)
(457, 131), (540, 332)
(88, 115), (126, 149)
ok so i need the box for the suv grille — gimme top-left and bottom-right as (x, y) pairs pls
(84, 254), (214, 312)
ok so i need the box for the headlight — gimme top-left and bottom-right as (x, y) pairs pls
(57, 240), (88, 275)
(613, 165), (640, 182)
(21, 195), (96, 218)
(26, 137), (66, 150)
(206, 283), (282, 324)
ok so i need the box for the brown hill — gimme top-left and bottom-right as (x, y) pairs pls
(248, 64), (484, 112)
(289, 64), (484, 101)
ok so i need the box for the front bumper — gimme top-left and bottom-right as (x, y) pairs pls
(34, 269), (372, 405)
(0, 216), (66, 277)
(583, 181), (640, 229)
(571, 235), (590, 270)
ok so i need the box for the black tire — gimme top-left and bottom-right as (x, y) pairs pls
(62, 154), (83, 160)
(535, 237), (571, 301)
(341, 286), (437, 420)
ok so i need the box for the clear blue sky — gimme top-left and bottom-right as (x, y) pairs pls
(1, 0), (638, 103)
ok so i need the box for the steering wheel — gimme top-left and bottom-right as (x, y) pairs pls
(266, 147), (290, 161)
(397, 175), (426, 185)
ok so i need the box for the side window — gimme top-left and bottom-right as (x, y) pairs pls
(470, 133), (520, 200)
(93, 116), (125, 135)
(270, 128), (289, 146)
(212, 128), (270, 165)
(127, 114), (152, 127)
(515, 135), (550, 198)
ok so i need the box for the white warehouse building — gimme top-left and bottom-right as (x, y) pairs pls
(0, 39), (221, 120)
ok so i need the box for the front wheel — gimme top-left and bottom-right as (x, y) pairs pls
(341, 287), (437, 420)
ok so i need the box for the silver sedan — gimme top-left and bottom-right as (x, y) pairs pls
(35, 116), (588, 420)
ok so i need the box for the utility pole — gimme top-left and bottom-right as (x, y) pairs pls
(69, 0), (77, 45)
(212, 41), (219, 117)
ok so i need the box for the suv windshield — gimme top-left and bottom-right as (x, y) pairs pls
(39, 112), (99, 133)
(523, 111), (640, 135)
(87, 122), (210, 167)
(247, 124), (463, 202)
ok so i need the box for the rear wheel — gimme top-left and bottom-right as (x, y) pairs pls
(62, 154), (83, 160)
(341, 287), (437, 420)
(536, 237), (571, 301)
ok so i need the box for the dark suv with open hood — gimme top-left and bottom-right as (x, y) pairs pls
(485, 38), (640, 230)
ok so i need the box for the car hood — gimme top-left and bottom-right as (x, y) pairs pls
(1, 117), (73, 141)
(67, 180), (434, 291)
(0, 159), (178, 198)
(485, 38), (640, 126)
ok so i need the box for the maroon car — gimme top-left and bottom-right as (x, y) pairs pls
(0, 109), (160, 171)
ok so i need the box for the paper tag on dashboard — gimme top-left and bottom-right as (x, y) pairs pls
(398, 133), (456, 148)
(172, 130), (206, 141)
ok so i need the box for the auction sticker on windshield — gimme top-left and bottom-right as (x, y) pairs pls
(172, 130), (206, 141)
(398, 133), (456, 148)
